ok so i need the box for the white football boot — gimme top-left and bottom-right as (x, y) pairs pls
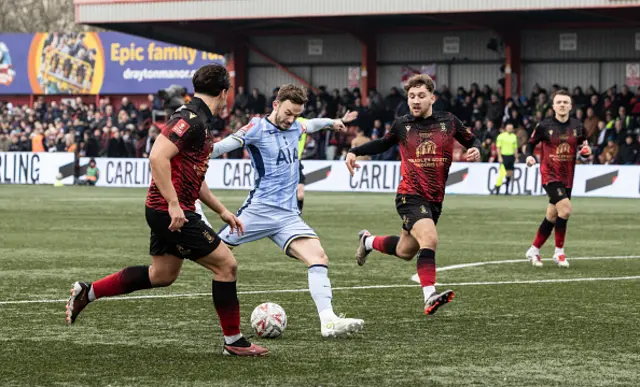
(553, 251), (570, 268)
(321, 315), (364, 338)
(526, 246), (543, 268)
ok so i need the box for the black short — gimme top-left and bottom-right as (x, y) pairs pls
(145, 206), (221, 260)
(543, 182), (572, 205)
(395, 194), (442, 232)
(502, 155), (515, 171)
(298, 161), (306, 185)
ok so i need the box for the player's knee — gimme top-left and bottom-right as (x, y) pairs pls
(557, 202), (572, 219)
(217, 256), (238, 280)
(304, 249), (328, 266)
(396, 249), (416, 261)
(149, 267), (179, 287)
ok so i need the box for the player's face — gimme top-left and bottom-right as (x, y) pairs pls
(274, 100), (304, 130)
(553, 95), (572, 117)
(407, 86), (435, 117)
(506, 124), (514, 133)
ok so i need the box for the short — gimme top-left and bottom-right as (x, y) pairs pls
(395, 194), (442, 232)
(501, 155), (515, 171)
(145, 206), (221, 260)
(218, 203), (318, 257)
(543, 182), (572, 205)
(298, 161), (306, 185)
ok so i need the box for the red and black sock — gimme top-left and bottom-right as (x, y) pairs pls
(212, 280), (241, 338)
(555, 217), (568, 249)
(416, 249), (436, 287)
(371, 236), (400, 256)
(533, 218), (555, 249)
(92, 265), (152, 299)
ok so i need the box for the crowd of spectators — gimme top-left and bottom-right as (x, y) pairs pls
(1, 82), (639, 165)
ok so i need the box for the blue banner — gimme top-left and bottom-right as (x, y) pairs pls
(0, 32), (225, 95)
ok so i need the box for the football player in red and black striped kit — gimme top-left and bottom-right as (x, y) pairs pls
(346, 74), (481, 316)
(525, 90), (591, 269)
(65, 64), (268, 357)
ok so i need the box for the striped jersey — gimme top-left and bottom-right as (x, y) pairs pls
(231, 116), (306, 212)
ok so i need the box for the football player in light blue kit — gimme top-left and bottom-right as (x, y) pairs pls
(196, 84), (363, 337)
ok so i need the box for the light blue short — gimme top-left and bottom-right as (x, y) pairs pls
(218, 203), (318, 256)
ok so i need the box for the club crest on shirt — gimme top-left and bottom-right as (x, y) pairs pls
(405, 125), (411, 132)
(172, 119), (190, 137)
(440, 122), (447, 132)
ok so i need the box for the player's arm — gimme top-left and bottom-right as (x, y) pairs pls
(212, 135), (243, 158)
(149, 135), (179, 204)
(452, 114), (482, 162)
(345, 121), (399, 175)
(199, 181), (244, 235)
(151, 111), (200, 231)
(525, 123), (545, 166)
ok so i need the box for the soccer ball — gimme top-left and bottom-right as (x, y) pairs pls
(250, 302), (287, 338)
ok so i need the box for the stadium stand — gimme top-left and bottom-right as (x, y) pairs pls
(1, 83), (639, 166)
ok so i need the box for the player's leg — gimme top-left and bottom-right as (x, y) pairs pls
(527, 184), (562, 267)
(285, 236), (364, 337)
(553, 194), (572, 268)
(195, 242), (268, 356)
(409, 217), (454, 315)
(355, 229), (419, 266)
(66, 254), (182, 324)
(503, 156), (515, 195)
(195, 199), (212, 228)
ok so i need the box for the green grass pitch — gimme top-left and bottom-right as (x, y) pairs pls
(0, 185), (639, 387)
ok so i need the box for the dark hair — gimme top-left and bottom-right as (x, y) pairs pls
(192, 64), (230, 97)
(276, 84), (308, 105)
(551, 89), (572, 103)
(404, 74), (435, 93)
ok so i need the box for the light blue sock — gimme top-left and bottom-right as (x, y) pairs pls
(308, 265), (335, 319)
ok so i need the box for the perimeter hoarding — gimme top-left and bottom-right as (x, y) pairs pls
(0, 32), (225, 95)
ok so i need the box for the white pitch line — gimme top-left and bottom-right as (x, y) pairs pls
(437, 255), (640, 272)
(1, 255), (639, 306)
(2, 276), (640, 306)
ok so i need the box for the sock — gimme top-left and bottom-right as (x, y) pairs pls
(555, 217), (568, 249)
(364, 235), (374, 250)
(505, 177), (511, 194)
(308, 265), (336, 323)
(371, 236), (400, 255)
(88, 286), (96, 302)
(416, 249), (436, 288)
(555, 247), (565, 256)
(91, 266), (152, 299)
(212, 280), (242, 339)
(422, 285), (436, 302)
(297, 199), (304, 212)
(532, 218), (555, 249)
(495, 185), (501, 194)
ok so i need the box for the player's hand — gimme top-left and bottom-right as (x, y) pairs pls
(341, 110), (358, 124)
(332, 119), (347, 132)
(220, 210), (244, 236)
(345, 152), (361, 176)
(526, 156), (537, 167)
(168, 201), (188, 232)
(579, 140), (592, 158)
(465, 147), (481, 162)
